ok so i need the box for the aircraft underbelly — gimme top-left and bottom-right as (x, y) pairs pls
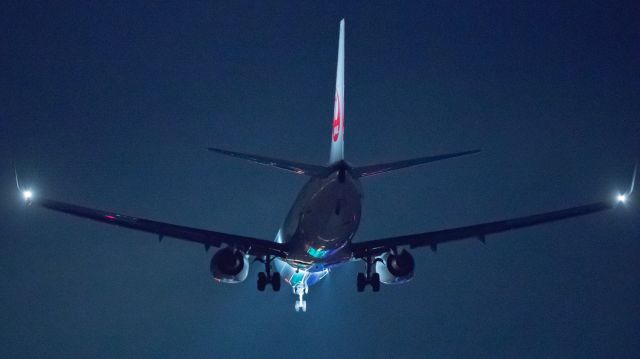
(300, 180), (360, 243)
(292, 175), (360, 258)
(275, 170), (362, 286)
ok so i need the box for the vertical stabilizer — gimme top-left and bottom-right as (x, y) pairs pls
(329, 19), (345, 165)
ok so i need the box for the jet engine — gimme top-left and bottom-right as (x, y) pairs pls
(375, 249), (415, 284)
(210, 247), (249, 283)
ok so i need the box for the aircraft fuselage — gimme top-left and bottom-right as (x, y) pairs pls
(274, 163), (362, 287)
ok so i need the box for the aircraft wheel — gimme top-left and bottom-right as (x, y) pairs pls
(295, 300), (307, 312)
(271, 272), (281, 291)
(257, 272), (267, 291)
(371, 273), (381, 292)
(357, 272), (366, 292)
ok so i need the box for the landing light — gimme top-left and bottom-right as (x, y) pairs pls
(617, 194), (627, 203)
(23, 190), (33, 201)
(307, 246), (329, 258)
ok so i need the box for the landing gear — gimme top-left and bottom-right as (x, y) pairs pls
(257, 255), (280, 292)
(357, 272), (366, 292)
(272, 272), (281, 291)
(294, 283), (308, 312)
(357, 256), (381, 292)
(257, 272), (267, 291)
(371, 273), (380, 292)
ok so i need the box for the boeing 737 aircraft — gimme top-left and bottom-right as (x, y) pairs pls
(16, 19), (636, 312)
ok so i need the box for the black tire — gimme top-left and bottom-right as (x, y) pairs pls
(271, 272), (281, 292)
(257, 272), (267, 291)
(357, 272), (366, 292)
(371, 273), (381, 292)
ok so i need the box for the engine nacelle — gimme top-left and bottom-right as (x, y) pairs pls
(375, 250), (415, 284)
(210, 247), (249, 283)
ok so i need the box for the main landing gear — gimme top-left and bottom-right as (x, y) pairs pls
(257, 255), (281, 292)
(357, 256), (380, 292)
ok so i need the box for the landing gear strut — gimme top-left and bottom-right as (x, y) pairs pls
(357, 256), (380, 292)
(257, 255), (281, 291)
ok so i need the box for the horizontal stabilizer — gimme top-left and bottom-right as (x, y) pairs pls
(353, 149), (481, 178)
(208, 147), (326, 176)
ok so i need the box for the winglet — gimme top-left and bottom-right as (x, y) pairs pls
(626, 161), (637, 196)
(14, 166), (22, 192)
(616, 162), (637, 205)
(13, 166), (33, 204)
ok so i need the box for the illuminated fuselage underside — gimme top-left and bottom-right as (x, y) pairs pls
(274, 164), (362, 291)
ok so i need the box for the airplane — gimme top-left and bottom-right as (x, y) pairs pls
(15, 19), (637, 312)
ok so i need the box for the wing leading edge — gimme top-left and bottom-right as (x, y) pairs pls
(31, 197), (288, 258)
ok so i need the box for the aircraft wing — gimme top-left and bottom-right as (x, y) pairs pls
(27, 197), (289, 258)
(351, 199), (622, 258)
(352, 164), (636, 258)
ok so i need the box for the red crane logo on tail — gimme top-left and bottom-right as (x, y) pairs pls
(332, 93), (341, 142)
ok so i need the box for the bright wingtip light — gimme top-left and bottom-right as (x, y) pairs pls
(22, 190), (33, 201)
(616, 194), (627, 203)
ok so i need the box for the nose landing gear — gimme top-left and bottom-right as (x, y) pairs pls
(293, 283), (308, 312)
(357, 256), (381, 292)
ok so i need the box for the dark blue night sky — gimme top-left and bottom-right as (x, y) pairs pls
(2, 1), (639, 358)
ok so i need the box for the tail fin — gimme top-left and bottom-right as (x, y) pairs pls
(329, 19), (345, 165)
(353, 149), (481, 178)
